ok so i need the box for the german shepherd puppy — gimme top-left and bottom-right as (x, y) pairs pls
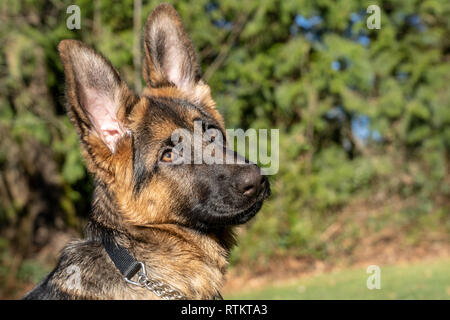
(23, 4), (270, 300)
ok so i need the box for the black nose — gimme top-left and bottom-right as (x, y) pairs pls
(236, 165), (265, 198)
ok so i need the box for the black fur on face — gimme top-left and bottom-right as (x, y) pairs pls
(131, 96), (271, 232)
(187, 162), (271, 231)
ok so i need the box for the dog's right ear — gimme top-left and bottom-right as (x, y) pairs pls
(58, 40), (138, 174)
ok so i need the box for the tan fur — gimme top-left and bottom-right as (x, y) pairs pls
(142, 85), (224, 128)
(43, 3), (243, 300)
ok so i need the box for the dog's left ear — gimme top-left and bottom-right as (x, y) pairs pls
(143, 4), (202, 92)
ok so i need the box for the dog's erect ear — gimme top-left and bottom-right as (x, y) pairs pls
(143, 4), (201, 91)
(58, 40), (137, 164)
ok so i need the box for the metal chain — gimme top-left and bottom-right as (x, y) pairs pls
(127, 263), (186, 300)
(126, 262), (222, 300)
(139, 272), (186, 300)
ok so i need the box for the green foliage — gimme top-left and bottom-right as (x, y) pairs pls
(17, 259), (51, 284)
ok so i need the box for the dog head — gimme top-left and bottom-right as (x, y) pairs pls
(58, 4), (270, 232)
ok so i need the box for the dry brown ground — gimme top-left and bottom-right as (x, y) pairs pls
(223, 193), (449, 294)
(3, 194), (449, 299)
(223, 241), (450, 294)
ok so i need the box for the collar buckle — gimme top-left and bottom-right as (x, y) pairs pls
(124, 261), (147, 287)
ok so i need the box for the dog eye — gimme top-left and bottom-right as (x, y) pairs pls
(205, 127), (219, 142)
(161, 149), (174, 162)
(199, 120), (213, 132)
(206, 123), (218, 131)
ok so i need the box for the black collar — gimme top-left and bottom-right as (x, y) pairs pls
(101, 232), (142, 282)
(101, 230), (223, 300)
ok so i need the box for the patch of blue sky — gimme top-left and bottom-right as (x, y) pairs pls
(326, 108), (382, 143)
(357, 34), (370, 46)
(352, 115), (370, 141)
(326, 106), (346, 122)
(406, 14), (427, 32)
(214, 19), (232, 30)
(204, 2), (232, 30)
(350, 12), (363, 23)
(352, 114), (382, 143)
(295, 14), (322, 30)
(205, 2), (218, 12)
(396, 71), (409, 82)
(331, 61), (341, 71)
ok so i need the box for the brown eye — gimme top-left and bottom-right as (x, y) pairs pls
(208, 130), (216, 142)
(205, 126), (218, 142)
(161, 150), (173, 162)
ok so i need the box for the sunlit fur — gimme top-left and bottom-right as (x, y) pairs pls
(23, 3), (269, 300)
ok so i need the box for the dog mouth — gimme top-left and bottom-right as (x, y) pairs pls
(192, 183), (271, 229)
(226, 198), (264, 225)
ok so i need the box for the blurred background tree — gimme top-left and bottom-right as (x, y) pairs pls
(0, 0), (448, 298)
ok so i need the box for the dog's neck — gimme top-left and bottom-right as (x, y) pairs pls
(85, 181), (233, 299)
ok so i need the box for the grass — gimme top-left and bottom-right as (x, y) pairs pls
(226, 258), (450, 299)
